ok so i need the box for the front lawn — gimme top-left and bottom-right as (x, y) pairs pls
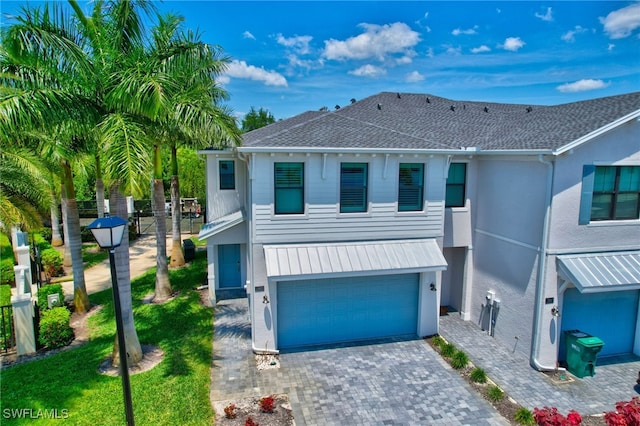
(0, 251), (213, 425)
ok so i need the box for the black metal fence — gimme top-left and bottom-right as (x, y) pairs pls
(0, 304), (15, 353)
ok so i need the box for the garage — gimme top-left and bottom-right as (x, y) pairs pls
(560, 288), (639, 358)
(277, 274), (419, 349)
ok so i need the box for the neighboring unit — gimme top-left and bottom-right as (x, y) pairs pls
(199, 91), (640, 369)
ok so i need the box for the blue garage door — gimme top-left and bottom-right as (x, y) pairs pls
(277, 274), (419, 349)
(561, 288), (639, 358)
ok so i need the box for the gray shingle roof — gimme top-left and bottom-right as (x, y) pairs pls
(241, 91), (640, 152)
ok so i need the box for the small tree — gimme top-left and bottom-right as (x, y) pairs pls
(241, 107), (276, 132)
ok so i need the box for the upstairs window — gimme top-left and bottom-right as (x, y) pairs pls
(590, 166), (640, 221)
(398, 163), (424, 211)
(219, 160), (235, 190)
(340, 163), (368, 213)
(274, 162), (304, 214)
(445, 163), (466, 207)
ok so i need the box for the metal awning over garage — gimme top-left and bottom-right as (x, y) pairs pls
(557, 251), (640, 293)
(264, 239), (447, 281)
(198, 210), (244, 240)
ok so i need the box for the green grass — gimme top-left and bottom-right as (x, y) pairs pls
(81, 243), (109, 268)
(487, 385), (505, 402)
(450, 350), (469, 370)
(470, 367), (488, 384)
(1, 251), (213, 425)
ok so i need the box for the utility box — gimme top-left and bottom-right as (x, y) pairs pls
(564, 330), (604, 378)
(183, 239), (195, 262)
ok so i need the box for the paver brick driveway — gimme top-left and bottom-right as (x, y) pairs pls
(211, 298), (509, 425)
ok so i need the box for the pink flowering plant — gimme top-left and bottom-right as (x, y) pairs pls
(533, 406), (582, 425)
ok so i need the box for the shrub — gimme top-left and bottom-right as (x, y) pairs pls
(515, 407), (535, 425)
(245, 416), (259, 426)
(38, 306), (73, 349)
(0, 284), (11, 306)
(41, 248), (63, 278)
(38, 284), (64, 311)
(451, 350), (469, 369)
(440, 342), (456, 357)
(259, 395), (275, 413)
(604, 397), (640, 426)
(470, 367), (488, 384)
(486, 385), (504, 402)
(223, 404), (237, 419)
(0, 258), (15, 287)
(431, 335), (445, 347)
(80, 226), (95, 243)
(38, 227), (53, 244)
(533, 406), (582, 425)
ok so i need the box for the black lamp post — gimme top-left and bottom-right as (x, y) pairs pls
(87, 215), (135, 426)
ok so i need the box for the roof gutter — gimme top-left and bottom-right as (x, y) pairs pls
(530, 154), (563, 372)
(236, 146), (554, 156)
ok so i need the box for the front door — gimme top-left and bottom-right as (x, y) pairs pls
(218, 244), (241, 288)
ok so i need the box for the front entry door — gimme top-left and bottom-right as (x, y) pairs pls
(218, 244), (241, 288)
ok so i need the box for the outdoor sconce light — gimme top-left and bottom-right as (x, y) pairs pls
(263, 295), (269, 304)
(429, 283), (437, 292)
(551, 306), (560, 317)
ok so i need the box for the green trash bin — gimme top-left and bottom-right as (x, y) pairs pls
(564, 330), (605, 378)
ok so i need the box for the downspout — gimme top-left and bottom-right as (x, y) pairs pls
(530, 154), (562, 371)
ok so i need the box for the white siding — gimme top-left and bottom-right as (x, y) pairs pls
(250, 153), (447, 244)
(204, 152), (246, 221)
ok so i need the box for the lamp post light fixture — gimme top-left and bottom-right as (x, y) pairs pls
(87, 215), (134, 426)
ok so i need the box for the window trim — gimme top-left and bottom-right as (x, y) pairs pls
(340, 162), (369, 214)
(274, 162), (305, 215)
(397, 163), (425, 212)
(219, 160), (235, 190)
(445, 162), (467, 208)
(590, 165), (640, 222)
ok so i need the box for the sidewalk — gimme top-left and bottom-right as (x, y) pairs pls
(60, 234), (174, 299)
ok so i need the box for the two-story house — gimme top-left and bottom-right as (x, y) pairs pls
(199, 91), (640, 369)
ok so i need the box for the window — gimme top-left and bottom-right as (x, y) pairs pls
(274, 162), (304, 214)
(340, 163), (368, 213)
(219, 160), (235, 190)
(398, 163), (424, 211)
(590, 166), (640, 221)
(445, 163), (466, 207)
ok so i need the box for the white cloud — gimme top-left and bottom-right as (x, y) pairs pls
(445, 45), (462, 55)
(608, 43), (615, 51)
(323, 22), (421, 61)
(556, 79), (610, 93)
(500, 37), (525, 51)
(471, 45), (491, 54)
(396, 55), (414, 65)
(599, 3), (640, 39)
(276, 34), (313, 55)
(348, 64), (387, 77)
(535, 7), (553, 22)
(561, 25), (588, 42)
(404, 71), (425, 82)
(452, 26), (478, 36)
(242, 31), (256, 40)
(222, 60), (288, 87)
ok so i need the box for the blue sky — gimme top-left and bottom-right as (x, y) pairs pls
(2, 1), (640, 120)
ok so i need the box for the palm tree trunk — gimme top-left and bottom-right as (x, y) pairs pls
(169, 146), (185, 267)
(109, 182), (143, 366)
(62, 161), (90, 312)
(152, 146), (172, 302)
(50, 188), (63, 247)
(95, 155), (105, 218)
(60, 182), (72, 268)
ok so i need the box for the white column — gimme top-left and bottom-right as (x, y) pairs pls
(14, 265), (30, 296)
(15, 246), (32, 290)
(11, 294), (36, 355)
(459, 246), (474, 321)
(207, 244), (216, 305)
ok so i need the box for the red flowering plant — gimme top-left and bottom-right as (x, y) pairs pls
(533, 406), (582, 425)
(245, 416), (259, 426)
(604, 397), (640, 426)
(259, 395), (275, 413)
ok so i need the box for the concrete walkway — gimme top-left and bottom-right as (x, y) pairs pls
(211, 297), (510, 426)
(60, 234), (174, 298)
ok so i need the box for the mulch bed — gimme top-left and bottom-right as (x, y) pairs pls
(212, 394), (294, 426)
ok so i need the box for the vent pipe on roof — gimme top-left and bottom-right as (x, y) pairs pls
(450, 105), (456, 112)
(526, 106), (533, 113)
(484, 107), (489, 113)
(335, 105), (340, 110)
(377, 103), (382, 110)
(426, 97), (430, 103)
(350, 98), (356, 104)
(397, 93), (401, 99)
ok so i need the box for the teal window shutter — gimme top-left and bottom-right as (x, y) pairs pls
(219, 160), (235, 190)
(578, 165), (595, 225)
(398, 163), (424, 211)
(274, 162), (304, 214)
(340, 163), (368, 213)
